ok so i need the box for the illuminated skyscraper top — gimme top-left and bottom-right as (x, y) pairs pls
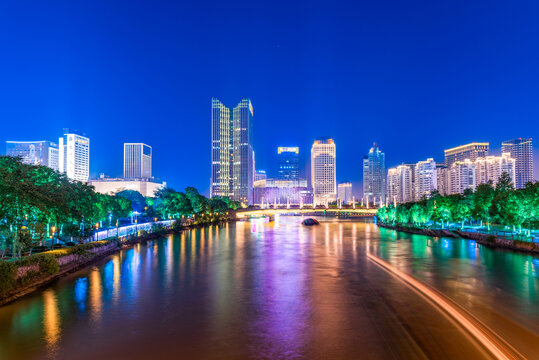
(444, 142), (489, 167)
(211, 98), (254, 204)
(277, 146), (299, 180)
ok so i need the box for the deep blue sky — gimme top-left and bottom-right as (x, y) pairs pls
(1, 0), (538, 196)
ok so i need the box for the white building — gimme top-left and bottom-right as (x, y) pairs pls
(337, 182), (353, 204)
(5, 140), (59, 171)
(449, 160), (476, 194)
(436, 165), (449, 196)
(414, 158), (437, 201)
(59, 129), (90, 182)
(474, 153), (516, 188)
(89, 178), (166, 197)
(311, 139), (336, 206)
(124, 143), (152, 179)
(387, 165), (413, 204)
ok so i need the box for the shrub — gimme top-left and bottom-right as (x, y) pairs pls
(0, 262), (16, 296)
(37, 254), (59, 275)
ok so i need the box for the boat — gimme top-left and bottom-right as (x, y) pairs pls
(301, 218), (319, 226)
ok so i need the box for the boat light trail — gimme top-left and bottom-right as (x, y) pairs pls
(367, 253), (525, 360)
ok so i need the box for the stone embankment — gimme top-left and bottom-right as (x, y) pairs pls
(377, 223), (538, 255)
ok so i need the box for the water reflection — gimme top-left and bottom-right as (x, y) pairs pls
(0, 218), (535, 360)
(42, 290), (60, 357)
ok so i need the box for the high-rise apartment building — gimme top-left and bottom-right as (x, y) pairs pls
(311, 139), (336, 205)
(337, 182), (353, 204)
(59, 129), (90, 182)
(501, 138), (533, 189)
(124, 143), (152, 179)
(475, 153), (516, 188)
(414, 158), (437, 201)
(436, 165), (449, 196)
(5, 140), (59, 171)
(363, 143), (386, 204)
(211, 98), (254, 204)
(449, 160), (476, 194)
(277, 147), (299, 180)
(387, 165), (413, 204)
(444, 142), (489, 168)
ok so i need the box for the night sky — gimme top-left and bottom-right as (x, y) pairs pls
(1, 0), (538, 196)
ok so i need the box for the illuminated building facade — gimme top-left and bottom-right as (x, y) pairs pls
(59, 129), (90, 182)
(124, 143), (152, 179)
(89, 177), (165, 197)
(5, 140), (59, 171)
(444, 142), (489, 167)
(363, 143), (386, 204)
(277, 147), (299, 180)
(311, 139), (336, 205)
(436, 165), (449, 195)
(337, 182), (353, 204)
(414, 158), (437, 201)
(253, 179), (311, 205)
(387, 165), (413, 204)
(475, 153), (516, 188)
(211, 98), (254, 204)
(501, 138), (533, 189)
(449, 159), (476, 194)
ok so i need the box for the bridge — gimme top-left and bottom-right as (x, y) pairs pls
(234, 207), (378, 219)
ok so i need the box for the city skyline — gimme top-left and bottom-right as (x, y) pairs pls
(1, 1), (538, 196)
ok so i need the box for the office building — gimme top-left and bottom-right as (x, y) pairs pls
(449, 160), (476, 194)
(253, 178), (311, 205)
(387, 165), (413, 204)
(337, 182), (353, 204)
(501, 138), (533, 189)
(444, 142), (489, 168)
(211, 98), (255, 204)
(363, 143), (386, 204)
(5, 140), (59, 171)
(475, 153), (516, 188)
(277, 147), (299, 180)
(414, 158), (437, 201)
(59, 129), (90, 182)
(311, 139), (336, 205)
(124, 143), (152, 179)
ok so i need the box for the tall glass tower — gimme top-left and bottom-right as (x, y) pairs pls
(363, 143), (386, 204)
(211, 98), (254, 204)
(277, 147), (299, 180)
(501, 138), (533, 189)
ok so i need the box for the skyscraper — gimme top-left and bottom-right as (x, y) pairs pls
(124, 143), (152, 179)
(337, 182), (353, 204)
(211, 98), (254, 204)
(501, 138), (533, 189)
(363, 143), (386, 204)
(444, 142), (489, 167)
(59, 129), (90, 182)
(5, 140), (59, 171)
(387, 165), (413, 204)
(311, 139), (336, 205)
(414, 158), (437, 201)
(277, 147), (299, 180)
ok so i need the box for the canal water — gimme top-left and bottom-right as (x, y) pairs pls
(0, 217), (537, 359)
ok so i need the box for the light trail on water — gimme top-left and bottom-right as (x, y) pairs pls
(366, 253), (526, 360)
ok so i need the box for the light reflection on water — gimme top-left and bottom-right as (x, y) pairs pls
(0, 217), (536, 360)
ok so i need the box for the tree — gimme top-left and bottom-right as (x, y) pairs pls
(473, 182), (495, 228)
(496, 172), (513, 193)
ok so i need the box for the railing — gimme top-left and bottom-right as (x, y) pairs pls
(88, 220), (176, 243)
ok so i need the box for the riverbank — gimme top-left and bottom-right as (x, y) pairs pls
(377, 223), (539, 255)
(0, 217), (233, 307)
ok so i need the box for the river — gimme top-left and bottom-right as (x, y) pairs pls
(0, 216), (537, 359)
